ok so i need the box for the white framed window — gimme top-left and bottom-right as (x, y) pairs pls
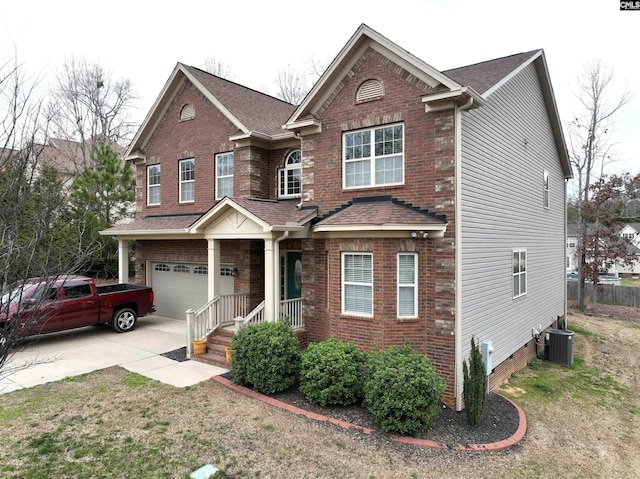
(147, 165), (161, 205)
(179, 159), (195, 203)
(216, 152), (234, 199)
(343, 123), (404, 189)
(342, 252), (373, 316)
(278, 150), (302, 198)
(543, 170), (549, 208)
(397, 253), (417, 318)
(513, 249), (527, 298)
(193, 266), (208, 275)
(173, 265), (190, 273)
(154, 263), (170, 272)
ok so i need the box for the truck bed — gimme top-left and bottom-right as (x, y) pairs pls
(96, 283), (150, 295)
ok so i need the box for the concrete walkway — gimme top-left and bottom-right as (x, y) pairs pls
(0, 315), (227, 395)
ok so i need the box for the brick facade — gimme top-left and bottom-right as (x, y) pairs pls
(300, 47), (458, 404)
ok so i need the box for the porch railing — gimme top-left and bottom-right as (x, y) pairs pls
(234, 300), (265, 332)
(280, 297), (303, 329)
(186, 293), (248, 358)
(187, 296), (305, 357)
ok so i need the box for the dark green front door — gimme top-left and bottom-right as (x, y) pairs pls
(286, 251), (302, 299)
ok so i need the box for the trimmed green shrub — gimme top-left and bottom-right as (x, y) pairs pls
(363, 342), (446, 437)
(462, 336), (487, 427)
(229, 320), (300, 395)
(299, 338), (365, 407)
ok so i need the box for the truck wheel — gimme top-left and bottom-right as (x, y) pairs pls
(112, 308), (137, 333)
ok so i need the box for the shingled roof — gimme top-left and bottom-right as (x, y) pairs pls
(442, 50), (540, 96)
(315, 196), (447, 227)
(183, 65), (296, 137)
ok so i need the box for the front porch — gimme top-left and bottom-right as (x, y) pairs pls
(185, 293), (306, 366)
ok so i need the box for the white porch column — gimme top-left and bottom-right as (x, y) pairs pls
(264, 238), (275, 322)
(118, 239), (129, 284)
(207, 239), (220, 301)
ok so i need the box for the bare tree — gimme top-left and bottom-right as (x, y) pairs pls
(203, 56), (234, 80)
(49, 56), (137, 172)
(569, 61), (631, 310)
(275, 65), (311, 105)
(0, 52), (101, 378)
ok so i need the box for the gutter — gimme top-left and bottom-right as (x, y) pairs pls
(454, 95), (476, 411)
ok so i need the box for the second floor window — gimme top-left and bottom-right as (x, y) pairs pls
(513, 249), (527, 298)
(279, 150), (302, 198)
(147, 164), (161, 205)
(180, 159), (195, 203)
(216, 152), (234, 199)
(343, 123), (403, 189)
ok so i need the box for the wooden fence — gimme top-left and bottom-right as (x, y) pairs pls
(567, 281), (640, 307)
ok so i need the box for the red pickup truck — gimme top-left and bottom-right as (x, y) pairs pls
(0, 276), (155, 336)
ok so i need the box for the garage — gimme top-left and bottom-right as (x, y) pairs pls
(149, 262), (235, 319)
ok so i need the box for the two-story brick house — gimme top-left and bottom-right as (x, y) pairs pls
(103, 24), (571, 408)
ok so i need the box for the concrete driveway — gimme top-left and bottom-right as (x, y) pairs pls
(0, 315), (227, 395)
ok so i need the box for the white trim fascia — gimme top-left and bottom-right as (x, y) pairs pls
(125, 63), (185, 157)
(284, 118), (322, 134)
(287, 24), (461, 126)
(483, 50), (542, 98)
(181, 66), (248, 134)
(125, 151), (146, 163)
(314, 224), (447, 232)
(99, 229), (192, 239)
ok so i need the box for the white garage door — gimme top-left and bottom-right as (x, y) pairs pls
(150, 263), (235, 320)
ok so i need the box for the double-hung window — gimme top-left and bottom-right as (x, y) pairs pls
(179, 159), (195, 203)
(513, 249), (527, 298)
(216, 152), (234, 199)
(343, 123), (403, 189)
(147, 165), (161, 205)
(342, 252), (373, 316)
(279, 150), (302, 198)
(397, 253), (418, 318)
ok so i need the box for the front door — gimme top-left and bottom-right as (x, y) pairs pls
(286, 251), (302, 300)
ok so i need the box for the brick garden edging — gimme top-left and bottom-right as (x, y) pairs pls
(212, 375), (526, 451)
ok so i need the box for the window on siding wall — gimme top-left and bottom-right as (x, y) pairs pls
(513, 249), (527, 298)
(342, 252), (373, 316)
(278, 150), (302, 198)
(543, 170), (549, 208)
(179, 159), (195, 203)
(397, 253), (417, 318)
(343, 123), (403, 189)
(216, 152), (234, 199)
(147, 165), (161, 205)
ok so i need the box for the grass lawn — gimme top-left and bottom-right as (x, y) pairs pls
(620, 277), (640, 287)
(1, 307), (639, 478)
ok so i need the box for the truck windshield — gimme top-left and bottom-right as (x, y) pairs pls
(1, 283), (40, 306)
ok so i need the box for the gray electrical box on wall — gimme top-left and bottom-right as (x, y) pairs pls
(546, 329), (574, 366)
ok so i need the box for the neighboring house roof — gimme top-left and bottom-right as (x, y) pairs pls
(313, 196), (448, 237)
(126, 64), (296, 159)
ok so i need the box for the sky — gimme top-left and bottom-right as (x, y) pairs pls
(2, 0), (639, 181)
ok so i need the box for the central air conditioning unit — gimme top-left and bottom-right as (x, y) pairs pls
(545, 329), (574, 367)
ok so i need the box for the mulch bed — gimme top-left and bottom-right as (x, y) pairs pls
(222, 372), (520, 448)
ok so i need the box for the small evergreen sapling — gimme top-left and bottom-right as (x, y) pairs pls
(462, 336), (487, 427)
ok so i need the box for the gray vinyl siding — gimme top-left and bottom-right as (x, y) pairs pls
(460, 62), (566, 367)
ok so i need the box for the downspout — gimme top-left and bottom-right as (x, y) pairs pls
(455, 96), (475, 411)
(273, 230), (290, 321)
